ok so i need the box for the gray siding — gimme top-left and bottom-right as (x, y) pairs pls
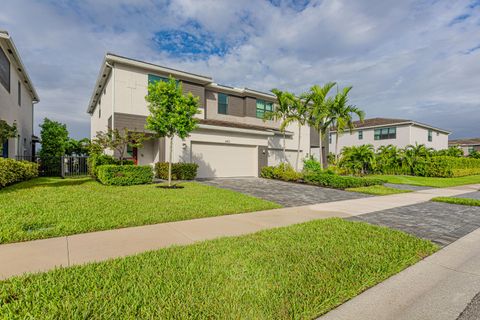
(114, 112), (150, 132)
(245, 97), (257, 118)
(182, 81), (205, 108)
(310, 127), (320, 147)
(228, 95), (244, 117)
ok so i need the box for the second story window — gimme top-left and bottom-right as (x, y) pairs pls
(374, 127), (396, 140)
(218, 93), (228, 114)
(148, 74), (168, 85)
(358, 130), (363, 140)
(0, 47), (10, 92)
(256, 99), (273, 119)
(428, 130), (433, 142)
(18, 81), (21, 106)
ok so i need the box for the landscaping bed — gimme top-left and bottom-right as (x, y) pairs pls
(431, 197), (480, 207)
(347, 185), (412, 196)
(0, 218), (437, 319)
(0, 177), (280, 244)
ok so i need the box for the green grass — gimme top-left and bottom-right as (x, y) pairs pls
(0, 177), (280, 244)
(431, 197), (480, 207)
(347, 185), (412, 196)
(0, 218), (437, 319)
(369, 175), (480, 188)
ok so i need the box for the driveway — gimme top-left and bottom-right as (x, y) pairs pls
(350, 200), (480, 246)
(200, 178), (370, 207)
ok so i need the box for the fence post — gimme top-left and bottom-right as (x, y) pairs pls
(61, 156), (65, 179)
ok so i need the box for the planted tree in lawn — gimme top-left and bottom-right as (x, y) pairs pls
(264, 89), (295, 163)
(308, 82), (336, 169)
(94, 128), (148, 165)
(39, 118), (69, 174)
(329, 86), (365, 161)
(145, 77), (199, 187)
(0, 119), (17, 155)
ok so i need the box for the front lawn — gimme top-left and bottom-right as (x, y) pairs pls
(0, 177), (280, 244)
(369, 175), (480, 188)
(431, 197), (480, 207)
(347, 185), (412, 196)
(0, 218), (437, 319)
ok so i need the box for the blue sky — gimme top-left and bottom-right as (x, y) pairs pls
(1, 0), (479, 139)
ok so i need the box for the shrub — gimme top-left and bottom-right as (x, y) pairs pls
(303, 156), (322, 174)
(96, 165), (153, 186)
(260, 163), (302, 182)
(303, 171), (385, 189)
(0, 158), (39, 188)
(421, 156), (480, 177)
(155, 162), (199, 180)
(88, 154), (134, 178)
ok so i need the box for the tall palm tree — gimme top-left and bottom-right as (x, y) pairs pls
(308, 82), (336, 169)
(328, 86), (365, 160)
(264, 89), (295, 163)
(282, 93), (311, 171)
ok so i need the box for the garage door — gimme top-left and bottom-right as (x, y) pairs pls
(191, 142), (257, 178)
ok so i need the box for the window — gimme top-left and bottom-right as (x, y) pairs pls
(17, 81), (21, 106)
(358, 130), (363, 140)
(0, 47), (10, 92)
(148, 74), (169, 85)
(468, 147), (475, 155)
(428, 130), (432, 142)
(374, 127), (396, 140)
(98, 98), (101, 119)
(218, 93), (228, 114)
(329, 133), (332, 144)
(256, 99), (273, 119)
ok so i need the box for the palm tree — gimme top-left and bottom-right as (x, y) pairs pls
(376, 144), (401, 174)
(339, 144), (375, 175)
(264, 89), (295, 163)
(282, 93), (311, 171)
(401, 143), (434, 175)
(328, 86), (365, 160)
(308, 82), (336, 169)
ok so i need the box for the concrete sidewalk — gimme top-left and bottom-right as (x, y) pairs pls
(1, 183), (479, 280)
(319, 223), (480, 320)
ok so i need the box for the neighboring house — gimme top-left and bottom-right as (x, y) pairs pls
(329, 117), (450, 154)
(0, 31), (39, 159)
(449, 138), (480, 156)
(88, 53), (322, 178)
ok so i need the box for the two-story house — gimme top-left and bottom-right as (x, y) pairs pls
(87, 53), (321, 178)
(0, 30), (39, 159)
(449, 138), (480, 156)
(329, 117), (450, 154)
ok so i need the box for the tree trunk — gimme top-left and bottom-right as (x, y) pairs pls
(295, 123), (301, 171)
(168, 136), (173, 187)
(335, 131), (339, 161)
(318, 129), (323, 169)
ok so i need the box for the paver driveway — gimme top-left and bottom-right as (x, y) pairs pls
(350, 200), (480, 246)
(200, 178), (370, 207)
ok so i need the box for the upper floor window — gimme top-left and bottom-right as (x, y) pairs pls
(329, 133), (332, 144)
(17, 81), (21, 106)
(358, 130), (363, 140)
(428, 130), (433, 142)
(374, 127), (396, 140)
(256, 99), (273, 119)
(218, 93), (228, 114)
(148, 74), (168, 85)
(0, 47), (10, 92)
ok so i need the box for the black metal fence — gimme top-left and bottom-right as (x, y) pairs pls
(15, 156), (89, 178)
(61, 156), (89, 178)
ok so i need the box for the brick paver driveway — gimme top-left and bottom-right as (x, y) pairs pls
(200, 178), (370, 207)
(351, 196), (480, 246)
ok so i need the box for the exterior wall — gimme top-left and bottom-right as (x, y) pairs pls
(267, 123), (310, 170)
(409, 125), (448, 150)
(90, 72), (113, 139)
(0, 46), (34, 158)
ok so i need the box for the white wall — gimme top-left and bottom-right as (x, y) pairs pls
(90, 71), (113, 139)
(409, 125), (448, 150)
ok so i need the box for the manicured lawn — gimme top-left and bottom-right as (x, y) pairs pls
(347, 185), (412, 196)
(0, 218), (437, 319)
(432, 197), (480, 207)
(369, 175), (480, 188)
(0, 177), (280, 244)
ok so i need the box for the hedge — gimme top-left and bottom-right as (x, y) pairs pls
(88, 154), (134, 178)
(155, 162), (198, 180)
(420, 156), (480, 178)
(303, 172), (385, 189)
(96, 165), (153, 186)
(260, 163), (303, 182)
(0, 158), (39, 188)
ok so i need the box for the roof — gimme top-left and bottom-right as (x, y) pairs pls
(329, 117), (451, 134)
(199, 118), (291, 134)
(449, 138), (480, 146)
(0, 30), (39, 102)
(87, 53), (275, 114)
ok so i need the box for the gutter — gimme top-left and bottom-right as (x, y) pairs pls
(197, 124), (275, 136)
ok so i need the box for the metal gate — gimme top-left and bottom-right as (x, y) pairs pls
(61, 156), (89, 178)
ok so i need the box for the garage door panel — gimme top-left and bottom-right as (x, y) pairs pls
(191, 142), (257, 178)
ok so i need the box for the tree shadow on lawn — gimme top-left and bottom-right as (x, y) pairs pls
(0, 177), (93, 194)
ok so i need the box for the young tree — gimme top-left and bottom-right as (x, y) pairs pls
(263, 89), (294, 163)
(39, 118), (69, 173)
(65, 138), (90, 156)
(328, 86), (365, 160)
(0, 120), (17, 155)
(94, 128), (148, 164)
(308, 82), (336, 169)
(145, 77), (199, 187)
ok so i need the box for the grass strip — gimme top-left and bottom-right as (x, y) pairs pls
(347, 185), (412, 195)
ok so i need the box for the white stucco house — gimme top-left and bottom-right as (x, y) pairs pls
(449, 138), (480, 156)
(0, 31), (39, 159)
(88, 53), (323, 178)
(329, 117), (450, 154)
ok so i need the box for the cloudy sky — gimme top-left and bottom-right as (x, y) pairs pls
(1, 0), (479, 139)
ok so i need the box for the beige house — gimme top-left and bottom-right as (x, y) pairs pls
(329, 118), (450, 154)
(0, 31), (39, 158)
(88, 53), (322, 178)
(449, 138), (480, 156)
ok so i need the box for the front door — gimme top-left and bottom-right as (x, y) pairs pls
(1, 141), (8, 158)
(132, 147), (138, 165)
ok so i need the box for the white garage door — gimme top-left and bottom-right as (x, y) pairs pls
(191, 142), (257, 178)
